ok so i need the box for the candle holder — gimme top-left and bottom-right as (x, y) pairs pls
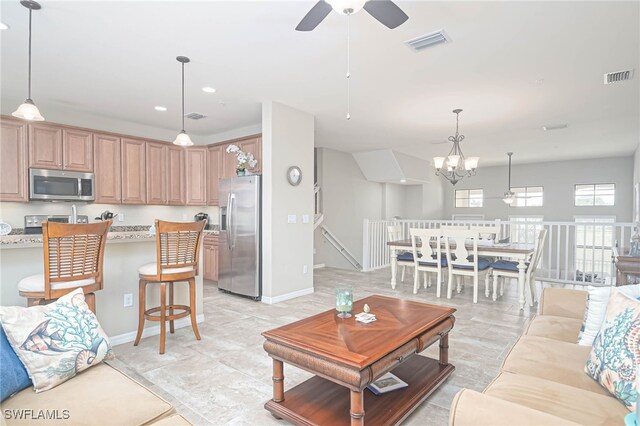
(335, 286), (353, 319)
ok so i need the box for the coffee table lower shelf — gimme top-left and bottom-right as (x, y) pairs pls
(264, 355), (454, 426)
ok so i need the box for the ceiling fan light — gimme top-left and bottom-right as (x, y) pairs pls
(326, 0), (366, 14)
(12, 99), (44, 121)
(433, 157), (445, 169)
(465, 157), (479, 170)
(173, 131), (194, 147)
(502, 191), (516, 205)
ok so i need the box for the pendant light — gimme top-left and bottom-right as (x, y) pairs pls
(173, 56), (194, 146)
(12, 1), (45, 121)
(502, 152), (516, 204)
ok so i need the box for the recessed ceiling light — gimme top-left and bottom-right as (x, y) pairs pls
(0, 22), (9, 30)
(400, 179), (407, 183)
(542, 124), (568, 131)
(202, 87), (216, 93)
(154, 106), (167, 111)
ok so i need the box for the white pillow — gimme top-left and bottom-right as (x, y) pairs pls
(578, 284), (640, 346)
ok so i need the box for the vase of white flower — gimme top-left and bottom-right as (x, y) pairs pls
(226, 144), (258, 176)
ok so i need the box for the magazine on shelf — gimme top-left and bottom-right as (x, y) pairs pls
(367, 372), (408, 395)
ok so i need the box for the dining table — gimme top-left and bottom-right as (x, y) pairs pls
(387, 239), (536, 310)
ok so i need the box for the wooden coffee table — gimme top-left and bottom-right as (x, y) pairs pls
(262, 295), (456, 426)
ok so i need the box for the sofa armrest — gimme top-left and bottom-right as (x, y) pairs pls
(539, 287), (587, 320)
(449, 389), (580, 426)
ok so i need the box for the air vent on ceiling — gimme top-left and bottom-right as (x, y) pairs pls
(604, 69), (634, 85)
(405, 30), (450, 52)
(184, 112), (207, 120)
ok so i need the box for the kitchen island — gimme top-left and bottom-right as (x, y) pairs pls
(0, 227), (217, 344)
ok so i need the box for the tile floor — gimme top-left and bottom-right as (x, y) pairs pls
(111, 267), (541, 425)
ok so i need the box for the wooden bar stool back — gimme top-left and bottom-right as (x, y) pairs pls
(134, 219), (206, 354)
(18, 220), (112, 314)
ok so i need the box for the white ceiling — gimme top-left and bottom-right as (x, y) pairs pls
(1, 1), (638, 166)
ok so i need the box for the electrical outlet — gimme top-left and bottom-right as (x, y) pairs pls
(123, 293), (133, 307)
(287, 215), (297, 224)
(117, 213), (125, 222)
(303, 265), (308, 274)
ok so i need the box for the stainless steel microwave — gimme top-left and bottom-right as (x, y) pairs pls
(29, 168), (95, 201)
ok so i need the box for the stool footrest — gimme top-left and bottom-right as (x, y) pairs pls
(144, 304), (190, 322)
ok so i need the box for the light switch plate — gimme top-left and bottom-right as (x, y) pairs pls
(302, 215), (310, 224)
(288, 215), (297, 224)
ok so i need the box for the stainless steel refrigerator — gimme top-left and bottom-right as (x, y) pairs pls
(218, 176), (261, 300)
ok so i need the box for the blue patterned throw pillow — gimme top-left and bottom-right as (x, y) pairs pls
(0, 324), (32, 401)
(585, 289), (640, 410)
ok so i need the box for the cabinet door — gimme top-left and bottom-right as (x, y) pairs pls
(146, 142), (167, 205)
(222, 143), (238, 178)
(63, 128), (93, 172)
(121, 138), (147, 204)
(203, 245), (212, 280)
(94, 134), (121, 204)
(167, 145), (186, 205)
(207, 145), (222, 205)
(185, 147), (207, 206)
(29, 123), (63, 170)
(239, 136), (262, 174)
(0, 118), (28, 202)
(211, 244), (219, 281)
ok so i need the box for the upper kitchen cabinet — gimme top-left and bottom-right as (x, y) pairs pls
(94, 133), (121, 204)
(186, 147), (207, 206)
(146, 142), (167, 205)
(239, 135), (262, 174)
(121, 138), (147, 204)
(207, 145), (222, 205)
(222, 142), (238, 178)
(167, 145), (186, 205)
(29, 123), (94, 172)
(28, 123), (63, 170)
(0, 118), (28, 202)
(62, 128), (93, 172)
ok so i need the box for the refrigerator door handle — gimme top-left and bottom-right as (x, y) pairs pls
(228, 193), (236, 250)
(226, 192), (232, 251)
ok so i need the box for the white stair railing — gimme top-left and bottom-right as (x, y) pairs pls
(321, 225), (362, 270)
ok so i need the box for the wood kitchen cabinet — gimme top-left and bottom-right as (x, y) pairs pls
(121, 138), (146, 204)
(62, 128), (93, 172)
(203, 235), (219, 281)
(239, 136), (262, 174)
(186, 147), (207, 206)
(207, 145), (223, 205)
(167, 145), (186, 205)
(28, 123), (63, 170)
(222, 142), (238, 178)
(0, 118), (28, 202)
(93, 133), (121, 204)
(145, 142), (167, 205)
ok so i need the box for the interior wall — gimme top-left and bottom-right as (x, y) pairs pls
(634, 144), (640, 222)
(442, 156), (634, 222)
(261, 101), (314, 302)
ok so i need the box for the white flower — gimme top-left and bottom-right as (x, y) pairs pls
(226, 144), (240, 154)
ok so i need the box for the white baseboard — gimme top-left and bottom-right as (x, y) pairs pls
(109, 314), (205, 346)
(261, 287), (314, 304)
(313, 264), (326, 269)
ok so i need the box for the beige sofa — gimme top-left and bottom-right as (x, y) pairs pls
(1, 362), (191, 425)
(449, 287), (630, 425)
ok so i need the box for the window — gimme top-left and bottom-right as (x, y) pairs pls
(511, 186), (543, 207)
(455, 189), (483, 208)
(574, 216), (616, 282)
(508, 216), (544, 244)
(575, 184), (615, 206)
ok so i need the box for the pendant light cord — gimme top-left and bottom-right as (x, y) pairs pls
(27, 6), (32, 100)
(507, 153), (512, 189)
(181, 61), (185, 132)
(346, 13), (351, 120)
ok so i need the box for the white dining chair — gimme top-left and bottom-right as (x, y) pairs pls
(490, 229), (548, 303)
(388, 224), (412, 283)
(409, 228), (447, 297)
(443, 229), (492, 303)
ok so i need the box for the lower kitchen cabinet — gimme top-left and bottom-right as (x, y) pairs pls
(203, 235), (219, 281)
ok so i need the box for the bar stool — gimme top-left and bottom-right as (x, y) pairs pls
(18, 220), (111, 314)
(134, 219), (206, 354)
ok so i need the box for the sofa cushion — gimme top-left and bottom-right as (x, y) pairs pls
(484, 371), (628, 425)
(0, 325), (31, 402)
(0, 289), (113, 392)
(0, 363), (175, 425)
(539, 288), (588, 320)
(585, 289), (640, 411)
(501, 335), (608, 395)
(525, 315), (583, 343)
(152, 414), (192, 425)
(578, 284), (640, 346)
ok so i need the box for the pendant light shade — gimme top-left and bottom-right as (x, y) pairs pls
(173, 56), (194, 147)
(13, 1), (45, 122)
(502, 152), (516, 204)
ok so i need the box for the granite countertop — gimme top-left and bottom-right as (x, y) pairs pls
(0, 225), (219, 249)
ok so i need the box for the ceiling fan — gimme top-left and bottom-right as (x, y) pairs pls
(296, 0), (409, 31)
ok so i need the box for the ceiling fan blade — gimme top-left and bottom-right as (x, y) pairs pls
(296, 1), (333, 31)
(363, 0), (409, 29)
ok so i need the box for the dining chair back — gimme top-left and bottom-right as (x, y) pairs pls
(409, 228), (446, 297)
(443, 229), (491, 303)
(388, 224), (412, 283)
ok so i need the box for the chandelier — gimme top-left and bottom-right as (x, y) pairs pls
(433, 109), (479, 186)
